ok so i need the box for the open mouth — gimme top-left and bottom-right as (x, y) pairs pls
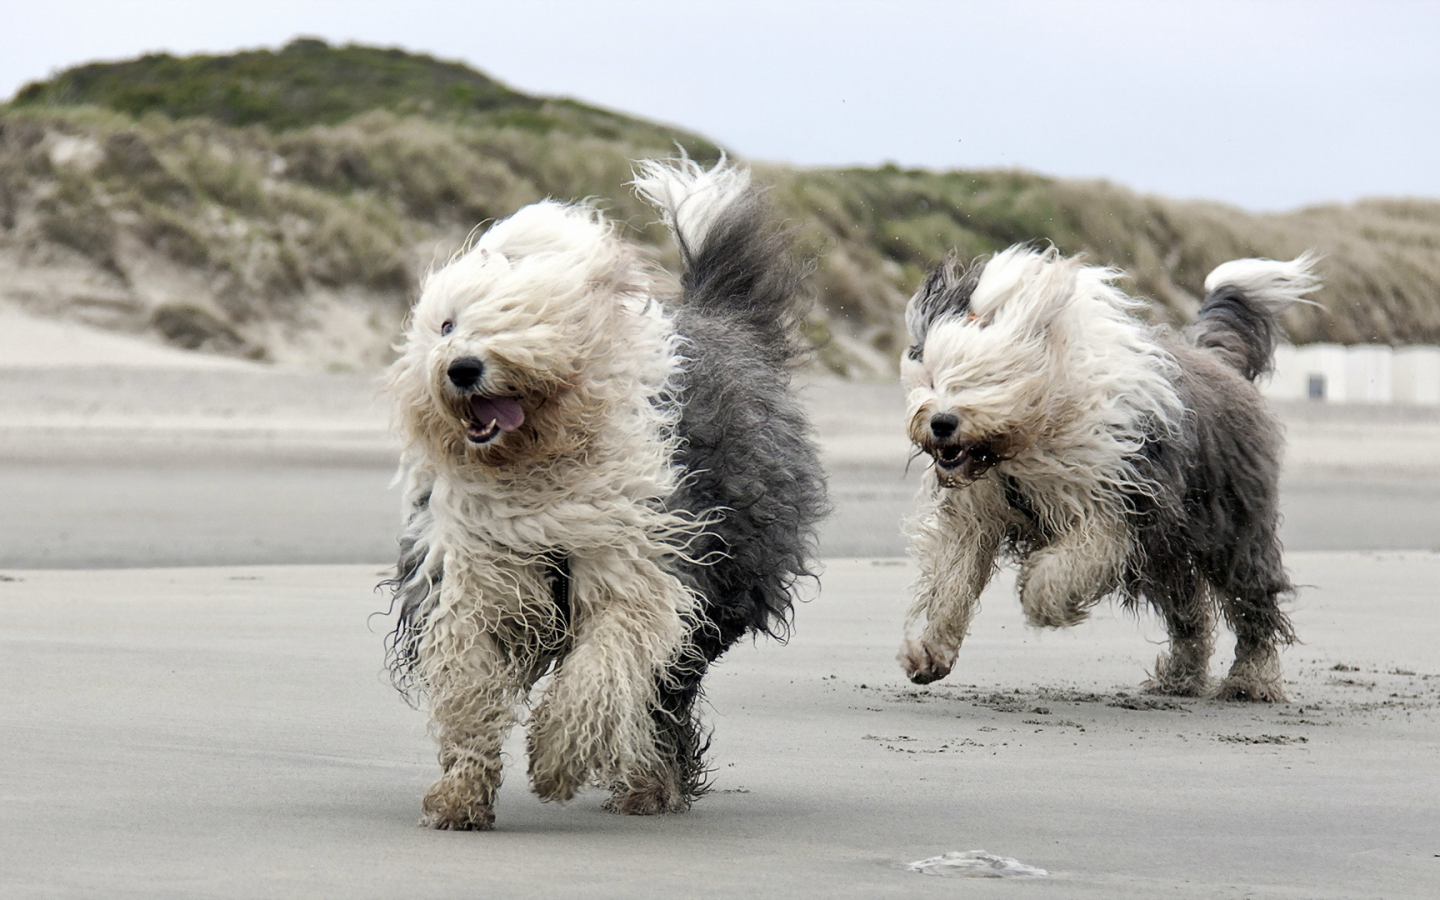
(463, 395), (525, 444)
(934, 444), (967, 470)
(930, 440), (1004, 484)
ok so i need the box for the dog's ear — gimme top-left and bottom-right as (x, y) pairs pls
(981, 247), (1079, 340)
(906, 253), (985, 352)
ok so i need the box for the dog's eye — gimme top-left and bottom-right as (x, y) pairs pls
(440, 320), (454, 336)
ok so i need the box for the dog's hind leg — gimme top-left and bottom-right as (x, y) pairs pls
(527, 553), (687, 803)
(420, 625), (527, 831)
(1214, 586), (1292, 702)
(1210, 525), (1294, 702)
(1017, 515), (1128, 629)
(1145, 579), (1216, 696)
(900, 484), (1005, 684)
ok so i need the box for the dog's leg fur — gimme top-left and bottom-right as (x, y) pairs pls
(900, 480), (1005, 684)
(1017, 511), (1129, 629)
(1145, 579), (1216, 696)
(604, 656), (707, 815)
(1210, 467), (1293, 703)
(416, 548), (565, 831)
(1216, 634), (1286, 702)
(1214, 579), (1291, 702)
(419, 615), (528, 831)
(526, 550), (687, 802)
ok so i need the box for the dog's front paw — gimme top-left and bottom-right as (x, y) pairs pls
(421, 775), (496, 831)
(898, 634), (956, 685)
(1020, 587), (1093, 629)
(526, 724), (591, 803)
(1018, 550), (1108, 629)
(528, 759), (588, 803)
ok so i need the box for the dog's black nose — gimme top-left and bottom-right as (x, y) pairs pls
(447, 357), (485, 390)
(930, 413), (960, 440)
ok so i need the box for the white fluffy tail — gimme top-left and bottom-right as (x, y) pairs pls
(1204, 252), (1323, 315)
(632, 156), (751, 252)
(1194, 251), (1322, 381)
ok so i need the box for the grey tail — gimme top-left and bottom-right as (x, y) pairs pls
(1188, 253), (1321, 381)
(633, 158), (809, 363)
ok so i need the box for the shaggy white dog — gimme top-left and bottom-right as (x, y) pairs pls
(383, 159), (824, 830)
(898, 245), (1319, 701)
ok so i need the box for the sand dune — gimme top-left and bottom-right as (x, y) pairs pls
(0, 306), (261, 371)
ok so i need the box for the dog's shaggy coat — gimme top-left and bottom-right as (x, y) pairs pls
(383, 159), (825, 830)
(898, 245), (1319, 701)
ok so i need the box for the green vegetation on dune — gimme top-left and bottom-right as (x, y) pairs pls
(12, 38), (529, 129)
(10, 37), (720, 158)
(0, 101), (703, 367)
(2, 41), (1437, 374)
(772, 164), (1440, 366)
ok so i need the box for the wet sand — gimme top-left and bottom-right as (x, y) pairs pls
(1, 555), (1436, 898)
(1, 367), (1439, 567)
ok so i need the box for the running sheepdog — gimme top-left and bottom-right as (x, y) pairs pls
(384, 158), (826, 830)
(898, 245), (1320, 702)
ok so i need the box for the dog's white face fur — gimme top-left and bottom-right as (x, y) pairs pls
(387, 202), (667, 472)
(902, 246), (1180, 492)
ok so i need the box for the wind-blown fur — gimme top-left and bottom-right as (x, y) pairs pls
(898, 245), (1319, 702)
(384, 158), (825, 830)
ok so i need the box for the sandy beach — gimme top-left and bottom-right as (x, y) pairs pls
(1, 306), (1438, 898)
(2, 556), (1436, 899)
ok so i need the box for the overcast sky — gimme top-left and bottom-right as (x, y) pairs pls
(3, 0), (1437, 211)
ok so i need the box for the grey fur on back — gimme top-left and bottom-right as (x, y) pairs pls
(1123, 342), (1294, 641)
(666, 182), (828, 646)
(1120, 255), (1309, 638)
(632, 168), (828, 803)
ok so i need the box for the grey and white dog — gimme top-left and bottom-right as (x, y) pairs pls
(384, 159), (825, 830)
(898, 244), (1319, 701)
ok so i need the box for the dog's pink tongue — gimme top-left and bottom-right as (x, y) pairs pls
(470, 396), (525, 432)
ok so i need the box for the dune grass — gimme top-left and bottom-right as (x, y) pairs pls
(3, 42), (1437, 373)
